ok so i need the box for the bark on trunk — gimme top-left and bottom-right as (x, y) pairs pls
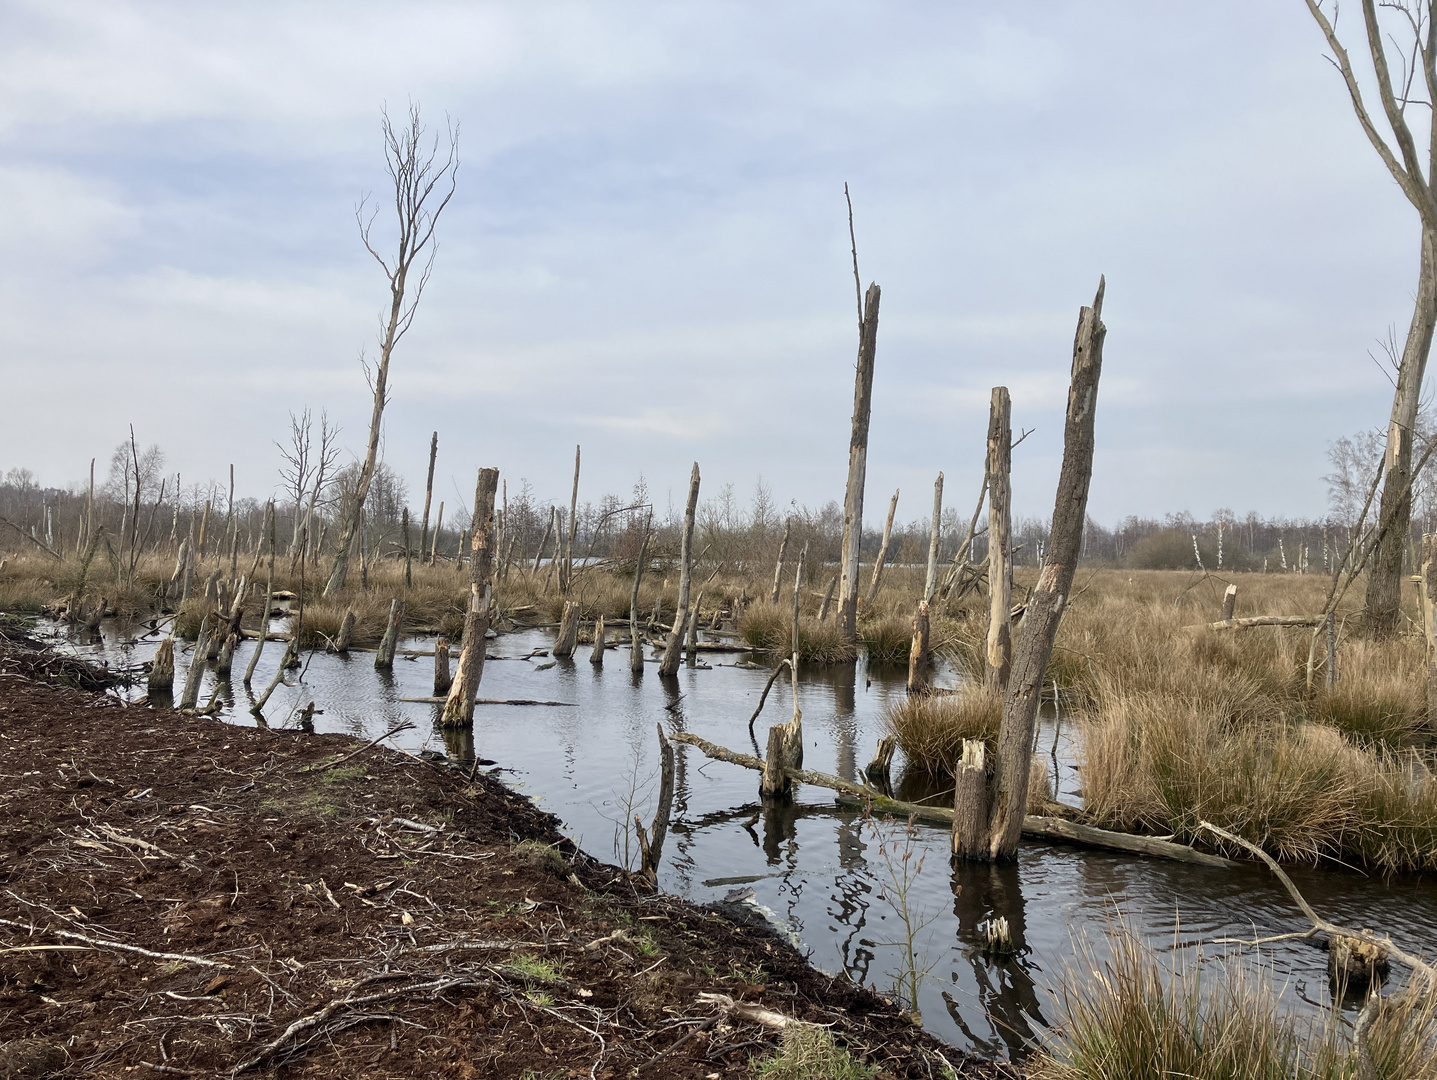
(659, 463), (701, 677)
(148, 637), (175, 695)
(630, 528), (650, 674)
(837, 282), (881, 646)
(562, 445), (580, 595)
(817, 574), (838, 621)
(440, 468), (499, 728)
(178, 615), (210, 710)
(952, 739), (988, 858)
(429, 502), (444, 566)
(1221, 583), (1237, 622)
(334, 610), (356, 653)
(1423, 535), (1437, 732)
(635, 724), (675, 884)
(984, 279), (1106, 862)
(985, 387), (1013, 694)
(243, 504), (275, 686)
(590, 614), (606, 666)
(865, 488), (900, 606)
(1366, 228), (1437, 636)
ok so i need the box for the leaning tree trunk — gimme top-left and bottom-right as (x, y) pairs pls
(1367, 229), (1437, 637)
(659, 463), (701, 677)
(923, 471), (944, 603)
(985, 387), (1013, 694)
(865, 488), (900, 606)
(837, 283), (881, 646)
(958, 279), (1107, 862)
(769, 519), (791, 604)
(630, 528), (650, 674)
(420, 431), (438, 557)
(441, 468), (499, 728)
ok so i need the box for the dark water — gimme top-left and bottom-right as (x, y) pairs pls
(47, 618), (1437, 1061)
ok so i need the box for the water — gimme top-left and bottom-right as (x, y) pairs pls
(46, 617), (1437, 1061)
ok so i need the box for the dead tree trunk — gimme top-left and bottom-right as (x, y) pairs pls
(215, 633), (238, 678)
(325, 107), (458, 598)
(420, 431), (438, 557)
(441, 468), (499, 728)
(837, 283), (881, 647)
(817, 574), (838, 621)
(429, 502), (444, 566)
(984, 387), (1013, 694)
(333, 610), (356, 653)
(242, 503), (275, 688)
(630, 527), (650, 674)
(553, 601), (580, 659)
(981, 278), (1106, 862)
(865, 488), (900, 606)
(1324, 610), (1338, 691)
(1221, 583), (1238, 622)
(634, 724), (675, 884)
(659, 463), (701, 677)
(907, 600), (931, 694)
(533, 505), (555, 576)
(178, 615), (210, 710)
(769, 519), (791, 604)
(952, 739), (987, 857)
(924, 472), (944, 603)
(685, 592), (702, 667)
(590, 614), (606, 666)
(375, 598), (404, 670)
(148, 637), (175, 695)
(562, 445), (580, 595)
(434, 634), (452, 695)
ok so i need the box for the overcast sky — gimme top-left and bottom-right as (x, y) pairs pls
(0, 1), (1427, 527)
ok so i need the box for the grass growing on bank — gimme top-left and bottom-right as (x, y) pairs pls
(738, 600), (856, 663)
(1032, 926), (1437, 1080)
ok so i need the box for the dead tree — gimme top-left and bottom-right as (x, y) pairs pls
(634, 725), (676, 884)
(553, 602), (579, 658)
(242, 502), (275, 687)
(420, 431), (438, 557)
(630, 524), (651, 674)
(837, 282), (881, 647)
(1304, 1), (1437, 636)
(985, 387), (1013, 693)
(441, 468), (499, 728)
(659, 463), (701, 677)
(375, 598), (404, 670)
(324, 105), (458, 597)
(956, 279), (1106, 861)
(908, 600), (932, 694)
(865, 488), (900, 606)
(769, 519), (791, 604)
(433, 634), (452, 695)
(924, 472), (944, 603)
(562, 445), (581, 595)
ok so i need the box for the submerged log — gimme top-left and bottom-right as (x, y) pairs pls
(671, 729), (1236, 868)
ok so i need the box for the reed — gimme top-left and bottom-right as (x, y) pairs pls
(881, 687), (1003, 774)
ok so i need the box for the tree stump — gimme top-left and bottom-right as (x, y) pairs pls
(334, 609), (356, 653)
(590, 615), (606, 666)
(952, 739), (988, 859)
(148, 637), (175, 695)
(215, 632), (238, 678)
(433, 634), (452, 695)
(554, 601), (580, 659)
(1221, 583), (1237, 622)
(907, 601), (931, 694)
(865, 734), (896, 787)
(375, 599), (404, 670)
(178, 616), (210, 710)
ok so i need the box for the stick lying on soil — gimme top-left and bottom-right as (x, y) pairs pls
(672, 731), (1237, 869)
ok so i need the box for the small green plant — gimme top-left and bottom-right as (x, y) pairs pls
(506, 954), (562, 982)
(753, 1026), (877, 1080)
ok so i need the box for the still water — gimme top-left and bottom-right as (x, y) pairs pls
(48, 617), (1437, 1061)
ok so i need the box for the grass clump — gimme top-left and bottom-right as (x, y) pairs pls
(1033, 926), (1437, 1080)
(739, 601), (855, 663)
(514, 839), (570, 878)
(882, 687), (1002, 774)
(753, 1026), (877, 1080)
(859, 613), (911, 666)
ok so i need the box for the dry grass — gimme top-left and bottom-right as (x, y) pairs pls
(737, 600), (855, 663)
(882, 687), (1003, 774)
(858, 613), (912, 666)
(1033, 924), (1437, 1080)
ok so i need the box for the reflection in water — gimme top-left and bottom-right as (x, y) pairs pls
(44, 619), (1437, 1064)
(947, 859), (1048, 1059)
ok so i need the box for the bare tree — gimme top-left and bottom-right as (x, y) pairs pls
(324, 104), (459, 597)
(1305, 1), (1437, 635)
(277, 409), (315, 554)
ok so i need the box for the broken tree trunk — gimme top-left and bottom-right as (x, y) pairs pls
(590, 614), (606, 666)
(148, 637), (175, 695)
(659, 463), (701, 677)
(985, 386), (1013, 695)
(562, 445), (580, 595)
(761, 546), (806, 799)
(420, 431), (437, 557)
(837, 282), (881, 647)
(1221, 583), (1237, 622)
(333, 610), (356, 653)
(428, 502), (444, 566)
(907, 600), (931, 694)
(630, 527), (650, 674)
(533, 505), (555, 576)
(817, 574), (838, 621)
(952, 739), (988, 858)
(1425, 535), (1437, 733)
(178, 615), (210, 710)
(433, 634), (452, 695)
(242, 503), (275, 687)
(769, 519), (791, 604)
(375, 599), (404, 670)
(441, 468), (499, 728)
(215, 633), (238, 678)
(685, 592), (702, 667)
(634, 724), (676, 884)
(924, 472), (944, 603)
(553, 601), (580, 659)
(983, 278), (1106, 862)
(865, 488), (900, 606)
(1324, 610), (1338, 692)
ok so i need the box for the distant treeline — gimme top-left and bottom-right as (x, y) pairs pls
(0, 424), (1424, 580)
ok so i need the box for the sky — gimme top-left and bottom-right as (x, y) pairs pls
(0, 1), (1428, 528)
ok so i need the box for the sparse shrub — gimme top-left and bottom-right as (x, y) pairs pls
(753, 1026), (877, 1080)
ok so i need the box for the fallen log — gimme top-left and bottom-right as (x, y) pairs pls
(399, 696), (576, 707)
(670, 731), (1237, 869)
(1196, 615), (1324, 631)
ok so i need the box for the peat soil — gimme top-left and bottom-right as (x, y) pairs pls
(0, 629), (1015, 1079)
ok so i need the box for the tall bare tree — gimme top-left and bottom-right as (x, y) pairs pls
(324, 104), (458, 597)
(1305, 1), (1437, 635)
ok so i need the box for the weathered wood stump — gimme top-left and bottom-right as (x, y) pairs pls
(865, 734), (896, 788)
(334, 610), (356, 653)
(1328, 933), (1389, 993)
(554, 601), (579, 659)
(215, 632), (238, 678)
(952, 739), (988, 859)
(433, 634), (452, 695)
(375, 599), (404, 670)
(590, 615), (606, 666)
(148, 637), (175, 695)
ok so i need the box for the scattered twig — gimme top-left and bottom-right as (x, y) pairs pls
(307, 721), (416, 773)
